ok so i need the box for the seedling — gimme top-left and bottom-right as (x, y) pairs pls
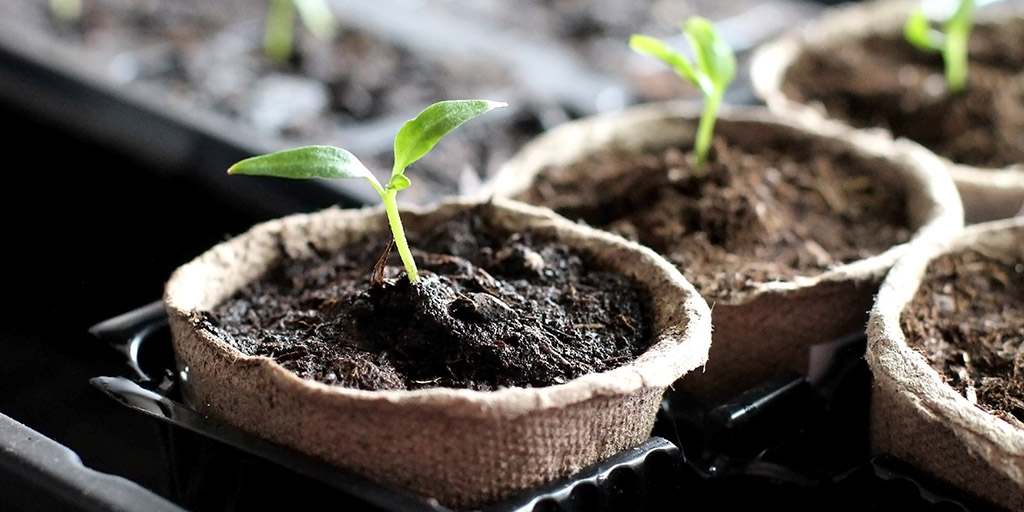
(264, 0), (337, 63)
(227, 99), (507, 283)
(630, 16), (736, 172)
(904, 0), (975, 94)
(49, 0), (82, 23)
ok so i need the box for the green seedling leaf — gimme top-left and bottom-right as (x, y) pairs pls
(227, 100), (506, 284)
(683, 17), (737, 98)
(629, 34), (698, 84)
(904, 7), (944, 51)
(228, 145), (384, 195)
(295, 0), (337, 40)
(904, 0), (975, 94)
(392, 100), (508, 178)
(630, 16), (735, 171)
(388, 174), (412, 191)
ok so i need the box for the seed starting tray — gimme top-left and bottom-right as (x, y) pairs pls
(75, 301), (1006, 512)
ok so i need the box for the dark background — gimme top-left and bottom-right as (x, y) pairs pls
(1, 98), (270, 504)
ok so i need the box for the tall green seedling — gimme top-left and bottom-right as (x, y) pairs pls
(264, 0), (337, 63)
(630, 16), (736, 172)
(904, 0), (975, 94)
(227, 99), (507, 283)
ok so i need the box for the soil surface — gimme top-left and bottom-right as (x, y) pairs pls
(198, 206), (654, 391)
(516, 136), (912, 301)
(900, 248), (1024, 429)
(781, 21), (1024, 168)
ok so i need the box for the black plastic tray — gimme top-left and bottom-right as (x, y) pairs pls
(83, 302), (1008, 512)
(86, 302), (689, 512)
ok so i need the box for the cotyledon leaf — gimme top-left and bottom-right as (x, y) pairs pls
(228, 145), (384, 196)
(391, 99), (508, 180)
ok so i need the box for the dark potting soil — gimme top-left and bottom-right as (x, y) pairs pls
(198, 206), (653, 392)
(517, 137), (912, 301)
(781, 22), (1024, 169)
(900, 248), (1024, 429)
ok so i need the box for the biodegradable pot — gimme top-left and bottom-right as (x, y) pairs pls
(750, 0), (1024, 224)
(163, 197), (712, 509)
(482, 101), (963, 404)
(866, 217), (1024, 511)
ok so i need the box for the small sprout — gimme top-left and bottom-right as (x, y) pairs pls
(49, 0), (82, 23)
(264, 0), (338, 63)
(904, 0), (975, 94)
(630, 16), (736, 172)
(227, 99), (508, 283)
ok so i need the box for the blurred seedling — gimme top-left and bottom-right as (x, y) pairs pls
(904, 0), (975, 94)
(264, 0), (338, 63)
(49, 0), (82, 23)
(630, 16), (736, 172)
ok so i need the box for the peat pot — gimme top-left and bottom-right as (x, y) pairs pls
(163, 197), (712, 509)
(751, 0), (1024, 224)
(483, 101), (963, 404)
(867, 216), (1024, 511)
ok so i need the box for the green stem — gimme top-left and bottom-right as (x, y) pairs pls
(264, 0), (296, 63)
(383, 188), (419, 283)
(944, 29), (968, 94)
(694, 92), (722, 172)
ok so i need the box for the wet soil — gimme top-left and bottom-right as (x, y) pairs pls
(900, 248), (1024, 429)
(198, 206), (653, 391)
(781, 21), (1024, 169)
(516, 136), (912, 302)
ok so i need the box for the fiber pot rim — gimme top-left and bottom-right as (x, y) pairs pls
(866, 216), (1024, 484)
(163, 197), (712, 419)
(481, 100), (964, 305)
(749, 0), (1024, 176)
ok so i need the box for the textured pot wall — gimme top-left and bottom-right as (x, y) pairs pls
(867, 218), (1024, 511)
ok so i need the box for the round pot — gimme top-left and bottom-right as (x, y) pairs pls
(750, 0), (1024, 224)
(867, 216), (1024, 511)
(163, 197), (712, 509)
(482, 101), (963, 403)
